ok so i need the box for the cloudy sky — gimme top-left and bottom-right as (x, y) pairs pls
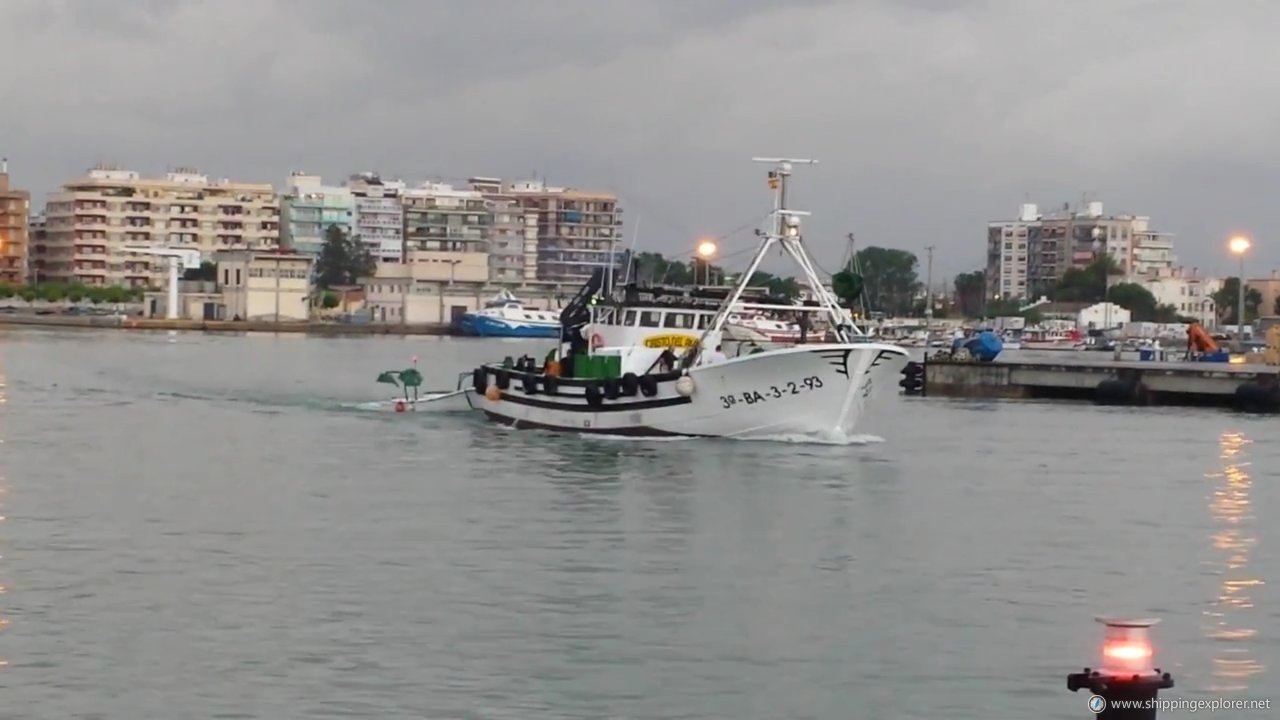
(2, 0), (1278, 282)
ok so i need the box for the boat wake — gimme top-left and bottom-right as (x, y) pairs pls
(583, 430), (885, 446)
(344, 393), (471, 413)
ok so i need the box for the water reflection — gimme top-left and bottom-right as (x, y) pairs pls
(1203, 430), (1264, 691)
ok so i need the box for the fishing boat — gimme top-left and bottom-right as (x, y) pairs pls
(456, 289), (560, 338)
(459, 157), (910, 438)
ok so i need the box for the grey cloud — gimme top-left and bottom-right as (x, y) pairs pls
(3, 0), (1279, 279)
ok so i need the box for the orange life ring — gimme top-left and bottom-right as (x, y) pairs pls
(590, 333), (605, 350)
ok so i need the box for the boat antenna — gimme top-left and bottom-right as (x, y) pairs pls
(846, 232), (870, 316)
(621, 214), (641, 286)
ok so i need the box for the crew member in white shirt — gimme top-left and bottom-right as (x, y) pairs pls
(702, 344), (729, 365)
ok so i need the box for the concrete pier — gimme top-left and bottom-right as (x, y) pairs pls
(912, 355), (1280, 410)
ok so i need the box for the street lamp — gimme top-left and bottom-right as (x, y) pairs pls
(695, 239), (717, 285)
(1229, 235), (1250, 352)
(1092, 227), (1111, 333)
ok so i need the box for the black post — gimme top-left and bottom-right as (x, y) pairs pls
(1067, 618), (1173, 719)
(1067, 670), (1173, 719)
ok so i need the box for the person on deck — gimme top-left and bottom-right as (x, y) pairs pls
(701, 344), (729, 365)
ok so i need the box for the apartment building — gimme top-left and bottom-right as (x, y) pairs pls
(42, 166), (279, 287)
(1141, 268), (1220, 326)
(0, 161), (31, 285)
(485, 196), (538, 282)
(986, 203), (1038, 299)
(469, 177), (622, 284)
(28, 214), (46, 283)
(989, 200), (1176, 299)
(348, 172), (405, 263)
(402, 182), (490, 272)
(279, 172), (354, 256)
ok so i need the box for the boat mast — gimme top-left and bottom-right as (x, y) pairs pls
(706, 158), (861, 341)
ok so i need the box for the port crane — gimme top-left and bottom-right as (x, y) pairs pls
(120, 246), (203, 320)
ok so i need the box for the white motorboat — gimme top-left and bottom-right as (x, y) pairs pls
(726, 311), (804, 342)
(460, 157), (910, 439)
(456, 289), (561, 338)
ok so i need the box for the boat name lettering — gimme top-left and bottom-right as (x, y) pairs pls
(643, 334), (699, 349)
(719, 376), (823, 409)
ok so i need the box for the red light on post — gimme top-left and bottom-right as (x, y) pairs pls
(1098, 617), (1158, 677)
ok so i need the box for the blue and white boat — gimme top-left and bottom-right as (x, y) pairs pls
(457, 290), (561, 338)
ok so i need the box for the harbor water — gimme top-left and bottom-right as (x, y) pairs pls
(0, 328), (1274, 719)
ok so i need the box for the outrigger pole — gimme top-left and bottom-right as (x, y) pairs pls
(684, 157), (862, 363)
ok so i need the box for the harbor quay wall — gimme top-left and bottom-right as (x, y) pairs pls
(920, 356), (1280, 407)
(0, 313), (458, 336)
(926, 362), (1028, 398)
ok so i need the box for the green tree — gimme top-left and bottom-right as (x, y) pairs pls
(831, 270), (863, 309)
(853, 246), (920, 315)
(0, 283), (15, 299)
(183, 261), (217, 281)
(631, 252), (692, 284)
(315, 225), (376, 288)
(321, 291), (340, 309)
(1211, 278), (1263, 325)
(954, 270), (985, 317)
(1106, 282), (1159, 321)
(747, 271), (801, 300)
(1051, 256), (1123, 303)
(1273, 293), (1280, 316)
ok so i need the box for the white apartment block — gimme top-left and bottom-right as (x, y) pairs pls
(1141, 269), (1220, 327)
(486, 196), (538, 282)
(985, 203), (1036, 299)
(42, 166), (279, 287)
(348, 172), (405, 263)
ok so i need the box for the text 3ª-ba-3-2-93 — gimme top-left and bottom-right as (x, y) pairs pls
(719, 376), (823, 409)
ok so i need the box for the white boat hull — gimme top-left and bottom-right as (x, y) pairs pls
(469, 343), (908, 438)
(383, 388), (475, 413)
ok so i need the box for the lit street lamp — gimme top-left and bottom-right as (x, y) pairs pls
(1229, 235), (1250, 352)
(695, 239), (717, 285)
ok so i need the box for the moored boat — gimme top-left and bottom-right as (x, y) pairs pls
(1021, 327), (1084, 350)
(459, 157), (909, 439)
(456, 290), (560, 338)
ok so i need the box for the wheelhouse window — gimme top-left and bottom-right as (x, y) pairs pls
(663, 312), (695, 329)
(623, 309), (638, 326)
(697, 313), (714, 329)
(639, 311), (662, 327)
